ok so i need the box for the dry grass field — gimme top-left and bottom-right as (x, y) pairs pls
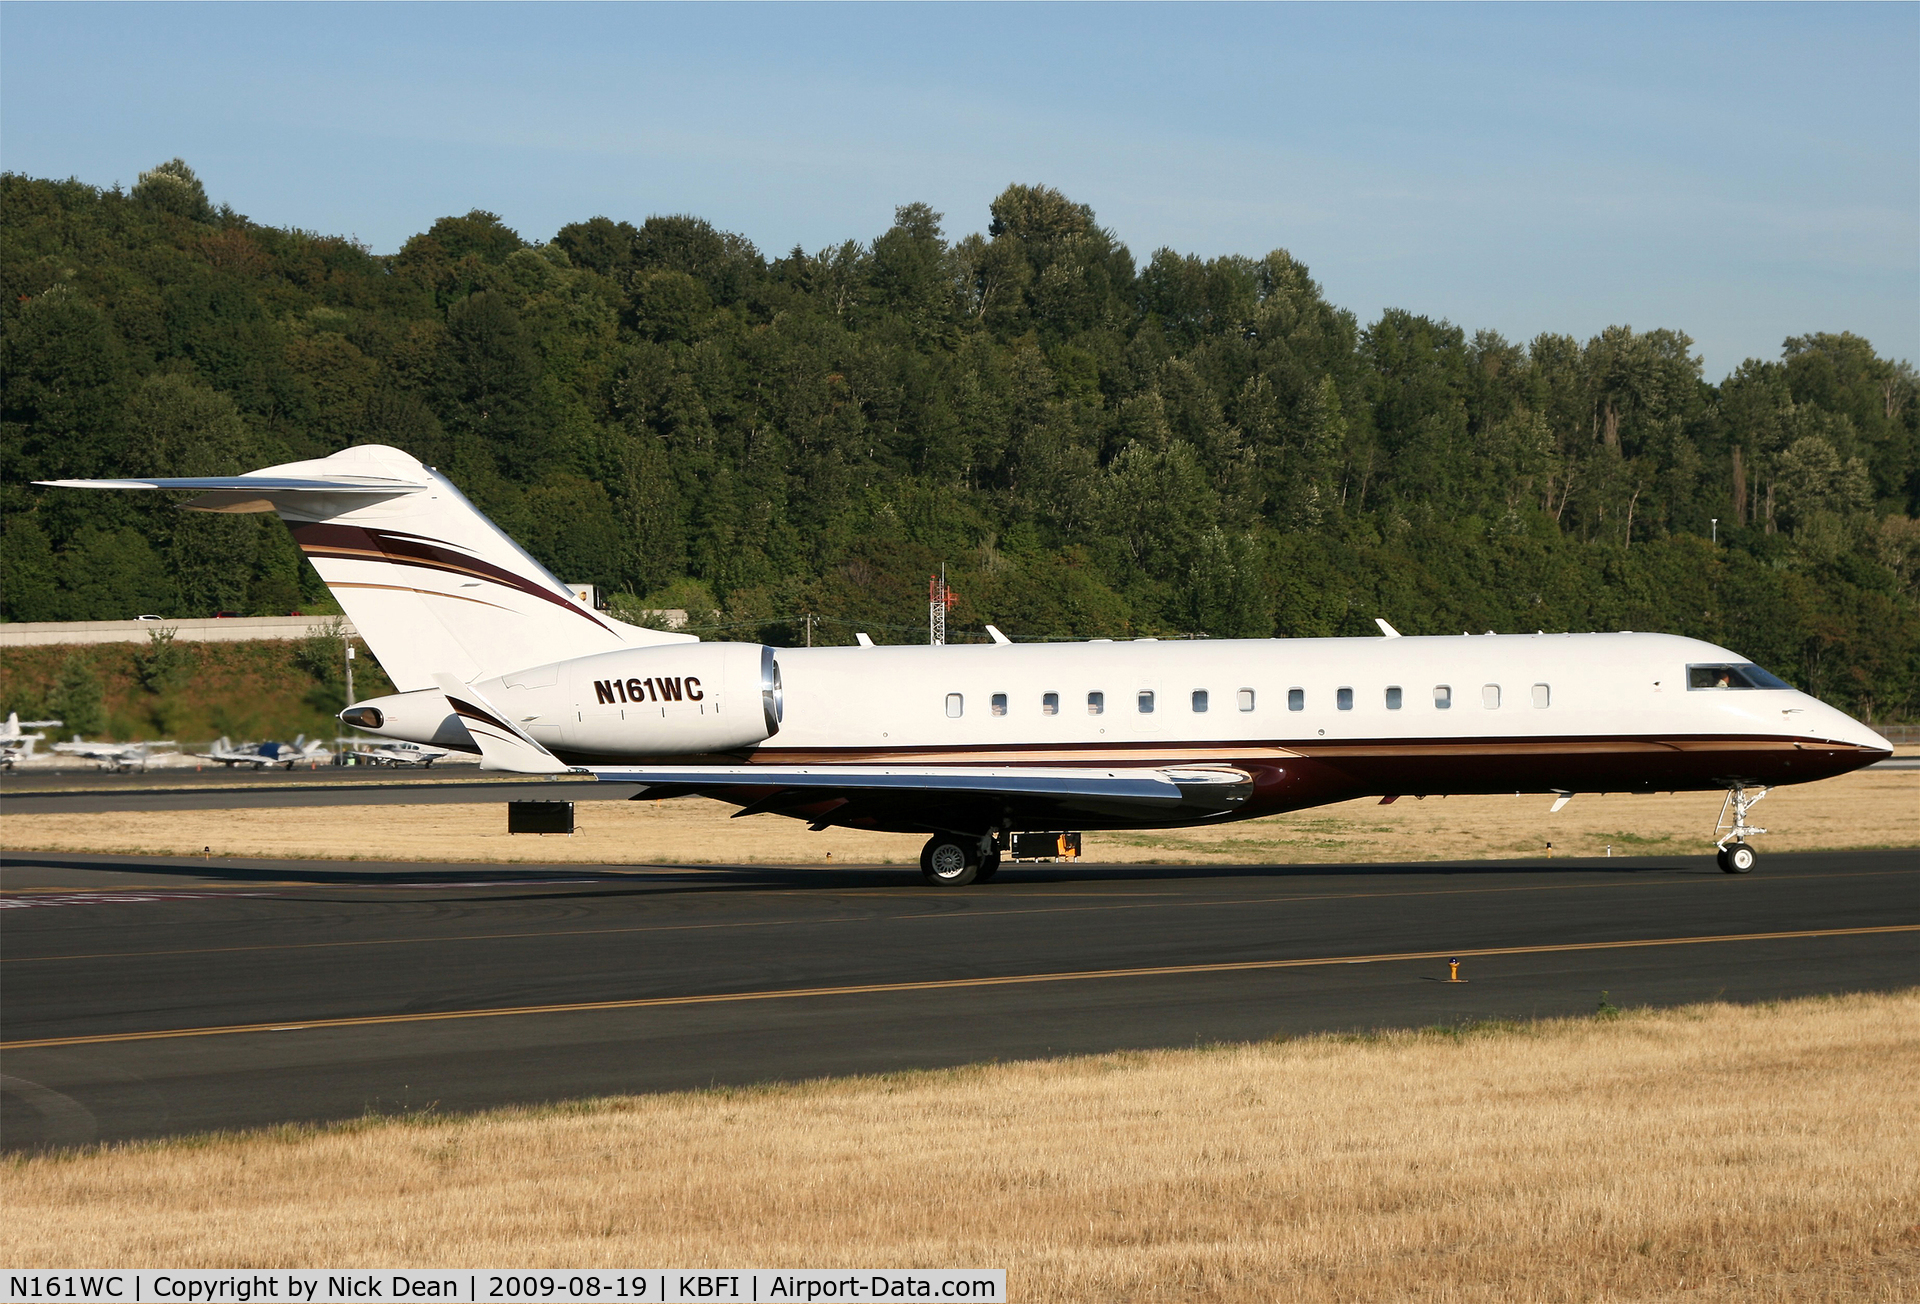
(4, 767), (1913, 865)
(4, 992), (1916, 1300)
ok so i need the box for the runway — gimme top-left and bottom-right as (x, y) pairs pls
(2, 847), (1915, 1150)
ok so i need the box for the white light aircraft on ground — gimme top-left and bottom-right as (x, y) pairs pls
(352, 740), (450, 767)
(50, 737), (175, 773)
(0, 712), (62, 769)
(196, 735), (328, 770)
(42, 445), (1893, 882)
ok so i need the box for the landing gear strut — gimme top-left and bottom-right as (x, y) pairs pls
(919, 833), (1002, 887)
(1714, 784), (1769, 874)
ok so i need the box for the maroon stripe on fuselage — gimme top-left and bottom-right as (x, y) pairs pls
(290, 522), (611, 631)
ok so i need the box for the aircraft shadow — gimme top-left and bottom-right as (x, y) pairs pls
(1, 851), (1719, 899)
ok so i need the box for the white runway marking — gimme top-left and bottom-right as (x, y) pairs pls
(0, 890), (272, 909)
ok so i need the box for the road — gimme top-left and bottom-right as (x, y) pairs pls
(1, 846), (1914, 1150)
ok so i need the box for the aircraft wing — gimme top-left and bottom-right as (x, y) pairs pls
(587, 764), (1248, 804)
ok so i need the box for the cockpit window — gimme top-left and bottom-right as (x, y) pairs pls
(1687, 663), (1792, 691)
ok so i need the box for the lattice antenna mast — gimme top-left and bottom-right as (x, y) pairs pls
(929, 566), (954, 646)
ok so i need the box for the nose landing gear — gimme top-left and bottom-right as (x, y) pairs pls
(1714, 784), (1770, 874)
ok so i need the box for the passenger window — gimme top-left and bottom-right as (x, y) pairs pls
(945, 693), (964, 718)
(1237, 688), (1255, 712)
(1385, 686), (1402, 710)
(1288, 688), (1304, 711)
(991, 693), (1008, 717)
(1434, 685), (1452, 709)
(1192, 689), (1208, 713)
(1087, 691), (1104, 715)
(1336, 687), (1353, 711)
(1042, 692), (1059, 716)
(1482, 684), (1501, 709)
(1532, 683), (1550, 709)
(1137, 690), (1155, 714)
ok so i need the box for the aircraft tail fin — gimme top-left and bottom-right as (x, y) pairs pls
(39, 445), (693, 691)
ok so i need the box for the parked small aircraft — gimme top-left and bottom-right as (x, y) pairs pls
(353, 740), (449, 767)
(0, 712), (63, 769)
(197, 735), (328, 770)
(43, 445), (1893, 882)
(51, 736), (175, 773)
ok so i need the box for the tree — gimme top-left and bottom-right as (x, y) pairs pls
(47, 654), (107, 738)
(1, 165), (1915, 719)
(0, 513), (60, 620)
(131, 158), (214, 222)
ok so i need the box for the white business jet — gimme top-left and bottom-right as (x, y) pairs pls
(40, 445), (1892, 882)
(0, 712), (62, 769)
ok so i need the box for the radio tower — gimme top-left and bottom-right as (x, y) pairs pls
(929, 566), (954, 646)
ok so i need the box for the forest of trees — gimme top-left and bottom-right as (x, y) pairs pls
(3, 160), (1917, 722)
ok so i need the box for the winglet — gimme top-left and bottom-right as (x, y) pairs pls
(1375, 618), (1401, 638)
(985, 624), (1012, 645)
(430, 672), (573, 774)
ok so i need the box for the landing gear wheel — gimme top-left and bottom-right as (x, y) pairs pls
(920, 836), (980, 886)
(975, 851), (1002, 883)
(1718, 842), (1757, 874)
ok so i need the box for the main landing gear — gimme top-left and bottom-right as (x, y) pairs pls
(919, 833), (1001, 887)
(1714, 783), (1770, 874)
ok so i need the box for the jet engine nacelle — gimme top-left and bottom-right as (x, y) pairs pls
(343, 643), (782, 760)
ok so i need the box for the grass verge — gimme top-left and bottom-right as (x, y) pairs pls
(5, 991), (1916, 1301)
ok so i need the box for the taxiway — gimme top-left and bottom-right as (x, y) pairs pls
(2, 846), (1914, 1150)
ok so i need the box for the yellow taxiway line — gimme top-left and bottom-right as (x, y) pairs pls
(6, 923), (1915, 1050)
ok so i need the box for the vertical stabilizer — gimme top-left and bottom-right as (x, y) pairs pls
(38, 444), (693, 690)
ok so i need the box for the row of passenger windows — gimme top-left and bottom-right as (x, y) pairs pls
(944, 684), (1553, 717)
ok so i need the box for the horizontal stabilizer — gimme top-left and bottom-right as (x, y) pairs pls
(34, 475), (427, 492)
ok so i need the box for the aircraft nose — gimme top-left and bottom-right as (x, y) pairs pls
(1799, 697), (1893, 755)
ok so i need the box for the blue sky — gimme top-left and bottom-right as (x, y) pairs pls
(3, 2), (1914, 378)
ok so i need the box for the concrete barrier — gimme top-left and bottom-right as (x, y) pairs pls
(0, 616), (356, 647)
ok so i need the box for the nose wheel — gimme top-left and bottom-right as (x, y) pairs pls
(1713, 784), (1769, 873)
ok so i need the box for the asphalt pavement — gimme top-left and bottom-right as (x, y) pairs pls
(1, 846), (1914, 1151)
